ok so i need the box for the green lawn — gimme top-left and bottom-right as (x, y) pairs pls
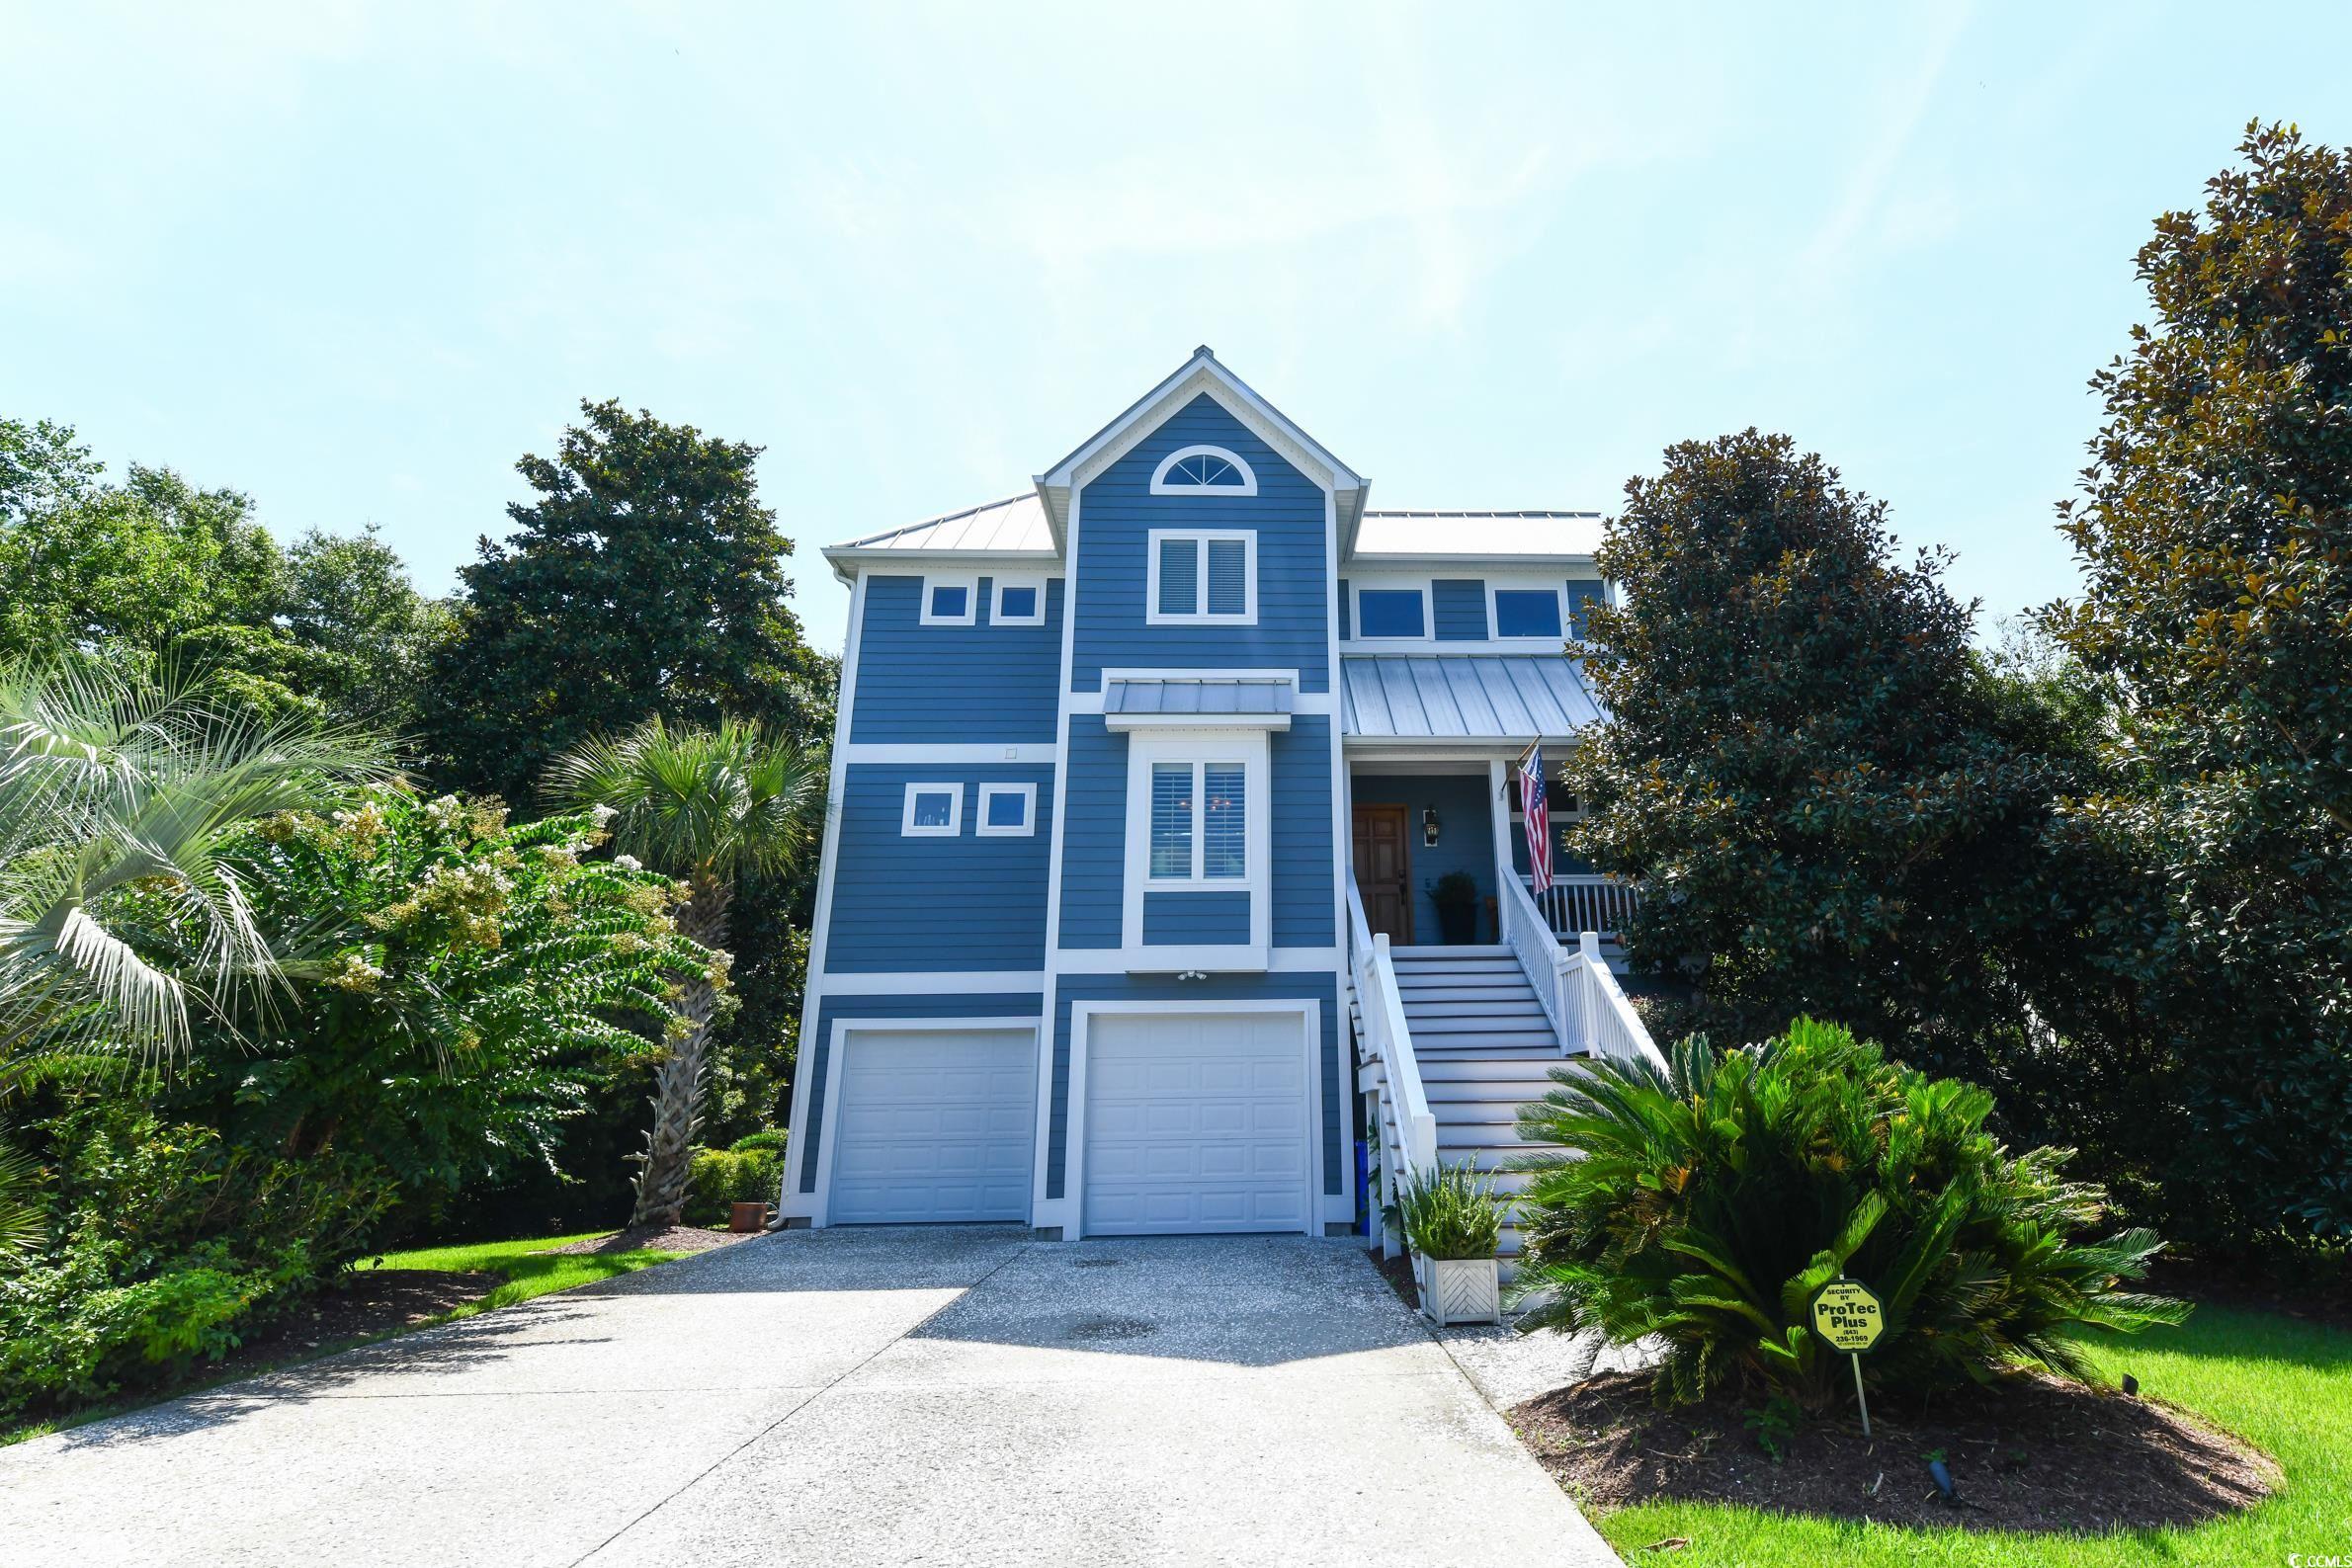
(367, 1230), (688, 1318)
(1590, 1306), (2350, 1567)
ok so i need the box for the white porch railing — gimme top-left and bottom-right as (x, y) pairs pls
(1499, 865), (1667, 1072)
(1346, 870), (1436, 1259)
(1524, 872), (1642, 944)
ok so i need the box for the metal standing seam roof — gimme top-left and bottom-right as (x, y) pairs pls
(1340, 655), (1605, 739)
(1351, 510), (1605, 559)
(827, 493), (1057, 554)
(1103, 677), (1296, 716)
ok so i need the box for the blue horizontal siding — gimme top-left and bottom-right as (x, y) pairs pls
(1271, 715), (1336, 949)
(1140, 890), (1250, 945)
(1045, 972), (1343, 1201)
(849, 574), (1063, 743)
(1336, 577), (1352, 640)
(1056, 715), (1124, 949)
(796, 991), (1045, 1194)
(1434, 579), (1487, 641)
(824, 764), (1053, 973)
(1071, 395), (1330, 694)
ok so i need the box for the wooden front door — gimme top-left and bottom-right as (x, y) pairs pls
(1351, 803), (1413, 944)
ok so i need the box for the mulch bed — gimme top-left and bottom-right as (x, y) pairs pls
(542, 1224), (755, 1255)
(1508, 1368), (2276, 1535)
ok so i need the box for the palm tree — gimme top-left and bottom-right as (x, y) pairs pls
(545, 715), (824, 1230)
(0, 653), (390, 1245)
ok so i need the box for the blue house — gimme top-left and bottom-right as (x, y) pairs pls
(780, 348), (1659, 1255)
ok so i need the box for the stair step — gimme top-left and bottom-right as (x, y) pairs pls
(1401, 1004), (1551, 1028)
(1417, 1057), (1580, 1081)
(1392, 983), (1542, 1004)
(1387, 946), (1511, 960)
(1414, 1032), (1563, 1052)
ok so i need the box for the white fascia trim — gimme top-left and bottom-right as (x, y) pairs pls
(1149, 444), (1259, 497)
(1104, 711), (1292, 733)
(917, 572), (980, 626)
(1143, 528), (1257, 626)
(1323, 487), (1349, 998)
(1122, 730), (1271, 950)
(900, 781), (965, 836)
(809, 971), (1049, 995)
(992, 575), (1049, 625)
(806, 1016), (1045, 1229)
(1485, 580), (1569, 644)
(1050, 948), (1341, 973)
(846, 743), (1057, 764)
(1058, 998), (1322, 1240)
(976, 782), (1038, 836)
(1045, 356), (1356, 495)
(1033, 487), (1080, 1224)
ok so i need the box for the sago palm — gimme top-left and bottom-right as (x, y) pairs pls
(545, 715), (824, 1229)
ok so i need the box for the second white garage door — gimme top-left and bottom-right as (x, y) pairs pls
(1081, 1011), (1310, 1236)
(828, 1029), (1037, 1224)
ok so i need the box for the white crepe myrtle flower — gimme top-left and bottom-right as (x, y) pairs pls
(615, 854), (643, 871)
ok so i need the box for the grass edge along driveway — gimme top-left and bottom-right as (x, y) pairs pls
(1586, 1304), (2349, 1567)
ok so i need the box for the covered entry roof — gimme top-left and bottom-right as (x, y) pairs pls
(1340, 655), (1604, 741)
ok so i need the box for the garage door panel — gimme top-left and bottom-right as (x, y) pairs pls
(1081, 1011), (1311, 1237)
(828, 1029), (1037, 1225)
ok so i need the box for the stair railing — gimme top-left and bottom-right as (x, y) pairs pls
(1498, 859), (1668, 1071)
(1346, 871), (1437, 1256)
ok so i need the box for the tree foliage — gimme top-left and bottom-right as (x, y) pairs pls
(1562, 432), (2079, 1062)
(1511, 1020), (2185, 1409)
(423, 400), (830, 804)
(2046, 123), (2352, 1245)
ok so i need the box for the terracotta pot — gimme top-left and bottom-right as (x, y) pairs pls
(729, 1201), (769, 1234)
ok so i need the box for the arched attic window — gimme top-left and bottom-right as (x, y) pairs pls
(1150, 444), (1258, 496)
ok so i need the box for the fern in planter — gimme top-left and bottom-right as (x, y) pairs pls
(1395, 1162), (1503, 1260)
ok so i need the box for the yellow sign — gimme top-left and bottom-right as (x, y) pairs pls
(1811, 1279), (1885, 1353)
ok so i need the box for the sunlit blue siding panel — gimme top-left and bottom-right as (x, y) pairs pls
(1056, 715), (1125, 949)
(1272, 715), (1336, 949)
(1140, 890), (1250, 945)
(1433, 578), (1488, 641)
(825, 765), (1054, 972)
(849, 575), (1063, 743)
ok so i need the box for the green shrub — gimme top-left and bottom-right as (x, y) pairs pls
(1510, 1019), (2186, 1409)
(0, 1105), (395, 1419)
(684, 1146), (781, 1226)
(728, 1129), (788, 1155)
(1395, 1162), (1502, 1260)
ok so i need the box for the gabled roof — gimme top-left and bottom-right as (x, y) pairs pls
(1033, 346), (1367, 552)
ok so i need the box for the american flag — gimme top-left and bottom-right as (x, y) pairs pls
(1520, 744), (1553, 896)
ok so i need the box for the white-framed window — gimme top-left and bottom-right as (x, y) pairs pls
(1119, 729), (1272, 960)
(918, 575), (978, 626)
(1353, 584), (1430, 640)
(1144, 760), (1248, 882)
(976, 783), (1037, 837)
(1146, 530), (1256, 625)
(1489, 584), (1566, 641)
(991, 577), (1047, 626)
(1149, 444), (1258, 496)
(899, 782), (964, 836)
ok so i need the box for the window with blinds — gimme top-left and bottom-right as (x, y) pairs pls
(1145, 531), (1256, 624)
(1149, 762), (1193, 877)
(1202, 765), (1245, 879)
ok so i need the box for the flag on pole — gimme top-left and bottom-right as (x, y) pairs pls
(1519, 742), (1553, 896)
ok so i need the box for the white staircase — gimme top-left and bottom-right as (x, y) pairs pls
(1347, 869), (1667, 1279)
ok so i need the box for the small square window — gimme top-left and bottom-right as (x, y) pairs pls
(976, 783), (1036, 837)
(1492, 588), (1564, 639)
(918, 576), (977, 626)
(991, 578), (1046, 626)
(900, 783), (964, 836)
(1357, 588), (1428, 639)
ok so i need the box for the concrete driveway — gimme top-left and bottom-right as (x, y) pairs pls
(0, 1228), (1621, 1567)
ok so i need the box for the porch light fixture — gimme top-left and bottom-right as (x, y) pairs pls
(1422, 805), (1441, 847)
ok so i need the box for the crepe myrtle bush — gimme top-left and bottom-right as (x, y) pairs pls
(1508, 1020), (2187, 1410)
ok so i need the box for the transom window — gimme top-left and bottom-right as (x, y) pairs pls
(900, 782), (964, 836)
(1146, 530), (1256, 624)
(1149, 444), (1259, 496)
(1356, 587), (1428, 639)
(918, 575), (977, 626)
(1148, 761), (1247, 880)
(1492, 587), (1564, 639)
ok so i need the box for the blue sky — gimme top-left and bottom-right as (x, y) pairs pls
(6, 2), (2347, 655)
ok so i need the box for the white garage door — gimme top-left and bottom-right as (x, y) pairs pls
(1082, 1011), (1310, 1236)
(828, 1029), (1037, 1224)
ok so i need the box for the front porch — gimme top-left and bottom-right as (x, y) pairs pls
(1343, 758), (1638, 961)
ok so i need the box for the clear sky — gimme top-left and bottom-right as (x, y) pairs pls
(7, 3), (2348, 655)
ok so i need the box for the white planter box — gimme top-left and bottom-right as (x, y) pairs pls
(1415, 1253), (1501, 1326)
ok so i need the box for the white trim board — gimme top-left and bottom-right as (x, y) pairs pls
(808, 970), (1049, 996)
(843, 743), (1057, 764)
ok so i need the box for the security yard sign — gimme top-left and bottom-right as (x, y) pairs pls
(1811, 1279), (1886, 1436)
